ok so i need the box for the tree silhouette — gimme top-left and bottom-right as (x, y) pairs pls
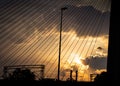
(94, 72), (108, 85)
(8, 68), (35, 80)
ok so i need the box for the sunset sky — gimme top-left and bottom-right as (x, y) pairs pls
(0, 0), (111, 81)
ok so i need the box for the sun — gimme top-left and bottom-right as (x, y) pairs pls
(69, 53), (84, 65)
(74, 54), (82, 65)
(68, 53), (89, 71)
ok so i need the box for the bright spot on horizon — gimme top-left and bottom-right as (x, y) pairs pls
(67, 53), (89, 71)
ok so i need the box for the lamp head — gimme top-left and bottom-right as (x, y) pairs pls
(61, 7), (68, 10)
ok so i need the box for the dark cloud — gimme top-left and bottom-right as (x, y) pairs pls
(82, 56), (107, 70)
(0, 0), (110, 44)
(62, 5), (110, 37)
(97, 47), (103, 50)
(75, 0), (111, 12)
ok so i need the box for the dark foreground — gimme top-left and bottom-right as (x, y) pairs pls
(0, 80), (108, 86)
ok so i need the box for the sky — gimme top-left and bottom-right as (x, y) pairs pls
(0, 0), (111, 81)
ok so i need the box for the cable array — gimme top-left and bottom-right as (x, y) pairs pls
(0, 0), (110, 81)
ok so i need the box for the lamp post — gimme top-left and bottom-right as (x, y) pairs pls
(58, 7), (67, 81)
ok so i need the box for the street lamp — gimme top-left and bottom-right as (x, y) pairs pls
(58, 7), (67, 81)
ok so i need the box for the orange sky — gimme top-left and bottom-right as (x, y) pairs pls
(0, 0), (111, 81)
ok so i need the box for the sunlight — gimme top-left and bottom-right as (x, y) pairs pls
(74, 54), (82, 65)
(67, 53), (89, 71)
(70, 53), (85, 65)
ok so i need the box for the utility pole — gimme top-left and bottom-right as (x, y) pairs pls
(58, 7), (67, 81)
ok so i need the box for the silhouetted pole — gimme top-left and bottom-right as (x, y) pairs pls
(75, 70), (78, 81)
(58, 7), (67, 81)
(70, 70), (73, 81)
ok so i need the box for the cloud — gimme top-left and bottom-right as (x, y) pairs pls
(75, 0), (111, 12)
(62, 5), (110, 37)
(0, 1), (110, 44)
(95, 69), (106, 74)
(82, 56), (107, 70)
(97, 47), (103, 50)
